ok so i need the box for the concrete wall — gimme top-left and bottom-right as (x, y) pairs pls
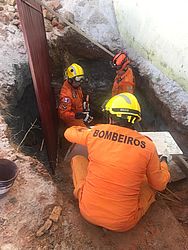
(113, 0), (188, 92)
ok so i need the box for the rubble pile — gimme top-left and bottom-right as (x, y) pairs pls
(0, 0), (20, 28)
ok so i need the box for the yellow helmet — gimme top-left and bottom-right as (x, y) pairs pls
(66, 63), (84, 79)
(103, 93), (141, 123)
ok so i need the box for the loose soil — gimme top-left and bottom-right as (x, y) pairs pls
(1, 147), (188, 250)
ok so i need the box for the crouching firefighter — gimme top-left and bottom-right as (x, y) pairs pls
(58, 63), (93, 127)
(64, 93), (170, 232)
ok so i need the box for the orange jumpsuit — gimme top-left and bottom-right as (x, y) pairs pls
(58, 80), (86, 127)
(112, 67), (135, 96)
(64, 124), (170, 232)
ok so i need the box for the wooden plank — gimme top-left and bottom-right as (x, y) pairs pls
(16, 0), (58, 172)
(141, 132), (183, 155)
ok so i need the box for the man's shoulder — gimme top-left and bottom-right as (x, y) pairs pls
(62, 79), (69, 88)
(91, 124), (110, 129)
(136, 131), (156, 150)
(60, 80), (72, 95)
(125, 67), (134, 76)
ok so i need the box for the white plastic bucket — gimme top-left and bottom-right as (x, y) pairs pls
(0, 159), (18, 195)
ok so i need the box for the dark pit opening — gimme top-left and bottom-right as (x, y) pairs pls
(3, 63), (49, 169)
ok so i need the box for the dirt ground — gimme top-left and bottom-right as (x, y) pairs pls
(0, 111), (188, 250)
(1, 146), (188, 250)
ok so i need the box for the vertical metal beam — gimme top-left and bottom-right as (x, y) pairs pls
(16, 0), (57, 172)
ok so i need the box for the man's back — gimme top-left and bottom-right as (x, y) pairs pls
(64, 93), (170, 231)
(58, 80), (84, 126)
(76, 124), (156, 230)
(112, 67), (135, 96)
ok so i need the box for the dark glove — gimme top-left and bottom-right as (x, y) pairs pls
(84, 112), (93, 124)
(160, 149), (172, 164)
(75, 112), (86, 119)
(75, 112), (93, 124)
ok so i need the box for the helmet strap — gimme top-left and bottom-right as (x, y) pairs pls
(108, 114), (135, 129)
(123, 65), (129, 72)
(68, 78), (81, 89)
(68, 78), (73, 84)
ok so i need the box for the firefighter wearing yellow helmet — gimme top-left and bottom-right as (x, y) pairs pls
(64, 92), (170, 232)
(58, 63), (93, 127)
(103, 92), (141, 124)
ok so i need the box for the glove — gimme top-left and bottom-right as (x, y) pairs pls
(83, 101), (90, 111)
(83, 112), (93, 124)
(75, 112), (93, 124)
(75, 112), (86, 119)
(160, 149), (172, 164)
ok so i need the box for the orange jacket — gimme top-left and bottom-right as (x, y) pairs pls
(112, 67), (135, 96)
(64, 124), (170, 231)
(58, 80), (85, 127)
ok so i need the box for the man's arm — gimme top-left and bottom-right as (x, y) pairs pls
(64, 126), (90, 145)
(146, 149), (170, 191)
(58, 94), (75, 120)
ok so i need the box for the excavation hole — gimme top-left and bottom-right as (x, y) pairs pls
(3, 64), (49, 168)
(2, 56), (180, 170)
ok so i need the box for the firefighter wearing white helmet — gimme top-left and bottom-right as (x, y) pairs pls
(64, 92), (170, 232)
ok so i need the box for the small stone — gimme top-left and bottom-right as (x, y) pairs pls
(51, 17), (59, 27)
(52, 224), (58, 232)
(7, 6), (15, 12)
(18, 24), (22, 31)
(8, 12), (15, 21)
(0, 217), (6, 225)
(7, 0), (16, 5)
(6, 25), (16, 34)
(47, 0), (62, 10)
(54, 244), (61, 250)
(63, 11), (74, 24)
(36, 219), (53, 237)
(57, 23), (64, 30)
(43, 9), (47, 18)
(44, 19), (53, 32)
(13, 12), (19, 19)
(11, 19), (20, 26)
(9, 154), (18, 161)
(46, 11), (54, 21)
(49, 205), (62, 222)
(53, 27), (64, 37)
(9, 197), (17, 204)
(0, 14), (10, 24)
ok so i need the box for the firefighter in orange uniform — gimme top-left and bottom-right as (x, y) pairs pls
(58, 63), (92, 127)
(111, 52), (135, 96)
(64, 93), (170, 232)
